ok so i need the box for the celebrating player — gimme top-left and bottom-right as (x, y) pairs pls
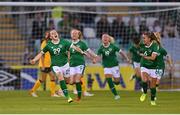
(30, 31), (60, 97)
(94, 34), (129, 100)
(69, 29), (97, 101)
(128, 34), (142, 89)
(139, 32), (159, 106)
(30, 30), (85, 103)
(153, 32), (173, 90)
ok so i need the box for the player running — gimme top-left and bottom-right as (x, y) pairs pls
(153, 32), (173, 90)
(94, 34), (129, 100)
(69, 29), (97, 101)
(30, 30), (85, 103)
(128, 34), (142, 89)
(139, 32), (160, 106)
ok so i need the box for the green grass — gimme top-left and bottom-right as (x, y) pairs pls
(0, 90), (180, 114)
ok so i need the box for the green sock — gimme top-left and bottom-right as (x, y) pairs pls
(150, 88), (156, 101)
(142, 82), (148, 94)
(76, 82), (82, 99)
(106, 78), (118, 96)
(59, 80), (69, 98)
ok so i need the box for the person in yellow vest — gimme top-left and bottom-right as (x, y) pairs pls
(30, 31), (60, 97)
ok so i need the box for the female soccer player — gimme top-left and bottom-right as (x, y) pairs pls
(94, 34), (129, 100)
(30, 30), (85, 103)
(30, 31), (60, 97)
(139, 32), (159, 106)
(69, 29), (97, 101)
(153, 32), (173, 89)
(128, 35), (142, 88)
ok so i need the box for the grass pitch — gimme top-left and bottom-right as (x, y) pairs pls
(0, 90), (179, 114)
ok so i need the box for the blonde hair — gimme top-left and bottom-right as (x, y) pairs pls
(71, 29), (83, 40)
(109, 35), (115, 43)
(153, 32), (161, 46)
(78, 30), (83, 40)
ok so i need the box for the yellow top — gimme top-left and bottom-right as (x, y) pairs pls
(38, 40), (51, 67)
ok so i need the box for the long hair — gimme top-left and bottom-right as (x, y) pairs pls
(78, 30), (83, 40)
(109, 35), (115, 44)
(71, 29), (83, 40)
(132, 33), (141, 45)
(43, 30), (50, 42)
(153, 32), (161, 46)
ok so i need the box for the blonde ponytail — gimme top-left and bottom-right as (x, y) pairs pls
(109, 35), (115, 44)
(153, 32), (161, 46)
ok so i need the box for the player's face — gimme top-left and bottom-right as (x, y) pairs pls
(143, 34), (150, 45)
(71, 30), (79, 41)
(102, 34), (110, 45)
(50, 30), (59, 41)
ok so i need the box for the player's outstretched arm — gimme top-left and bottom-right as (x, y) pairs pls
(142, 53), (157, 61)
(71, 45), (85, 54)
(119, 50), (130, 63)
(86, 49), (98, 58)
(30, 52), (43, 65)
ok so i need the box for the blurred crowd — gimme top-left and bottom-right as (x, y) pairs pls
(23, 9), (179, 65)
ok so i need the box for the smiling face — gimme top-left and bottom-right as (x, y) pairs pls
(50, 30), (59, 41)
(71, 29), (79, 41)
(102, 34), (110, 45)
(142, 34), (151, 45)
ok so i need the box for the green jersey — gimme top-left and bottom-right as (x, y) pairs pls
(70, 40), (89, 67)
(42, 39), (72, 67)
(140, 41), (159, 69)
(129, 45), (141, 63)
(97, 43), (120, 68)
(156, 46), (167, 69)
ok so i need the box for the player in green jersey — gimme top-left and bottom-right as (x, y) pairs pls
(30, 30), (85, 103)
(94, 34), (130, 100)
(128, 35), (142, 89)
(153, 32), (173, 90)
(68, 29), (97, 101)
(139, 32), (160, 106)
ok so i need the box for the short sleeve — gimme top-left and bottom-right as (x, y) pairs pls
(114, 44), (120, 52)
(42, 44), (49, 54)
(152, 42), (159, 54)
(97, 47), (102, 55)
(65, 39), (72, 50)
(129, 46), (133, 53)
(82, 41), (89, 51)
(162, 47), (168, 56)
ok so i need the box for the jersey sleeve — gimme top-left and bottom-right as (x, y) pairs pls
(152, 42), (159, 54)
(129, 46), (133, 53)
(42, 44), (49, 54)
(82, 41), (89, 51)
(114, 44), (121, 52)
(162, 47), (168, 56)
(97, 46), (102, 56)
(65, 39), (73, 50)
